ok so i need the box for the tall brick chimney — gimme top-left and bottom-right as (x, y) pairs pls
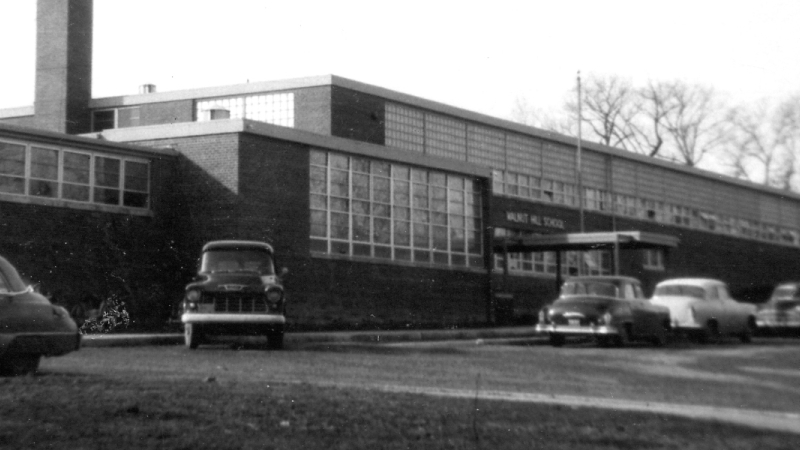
(34, 0), (93, 134)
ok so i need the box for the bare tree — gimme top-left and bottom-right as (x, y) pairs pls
(566, 74), (638, 150)
(510, 96), (575, 135)
(627, 81), (677, 158)
(725, 96), (800, 189)
(661, 82), (727, 167)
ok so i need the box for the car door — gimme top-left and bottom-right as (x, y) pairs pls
(626, 282), (656, 337)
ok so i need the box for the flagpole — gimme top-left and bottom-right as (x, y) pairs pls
(577, 71), (585, 233)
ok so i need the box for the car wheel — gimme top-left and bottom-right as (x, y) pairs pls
(701, 321), (720, 344)
(740, 318), (756, 343)
(185, 324), (203, 350)
(548, 333), (565, 347)
(615, 324), (632, 347)
(595, 336), (613, 347)
(650, 326), (667, 347)
(267, 331), (284, 350)
(0, 354), (41, 376)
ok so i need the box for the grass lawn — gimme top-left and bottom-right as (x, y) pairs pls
(1, 372), (796, 449)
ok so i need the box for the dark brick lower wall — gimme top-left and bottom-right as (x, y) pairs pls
(0, 202), (183, 329)
(283, 256), (490, 331)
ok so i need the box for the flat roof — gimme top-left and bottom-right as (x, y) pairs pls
(78, 74), (800, 202)
(80, 118), (491, 179)
(493, 231), (680, 253)
(0, 122), (178, 159)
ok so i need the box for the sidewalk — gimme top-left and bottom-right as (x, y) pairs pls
(80, 326), (543, 347)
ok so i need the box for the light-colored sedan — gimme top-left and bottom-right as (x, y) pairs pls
(650, 278), (757, 343)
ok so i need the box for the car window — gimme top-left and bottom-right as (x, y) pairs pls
(633, 284), (645, 299)
(623, 283), (636, 299)
(707, 287), (719, 301)
(562, 281), (618, 297)
(717, 286), (730, 300)
(0, 272), (8, 293)
(201, 249), (275, 275)
(654, 285), (706, 300)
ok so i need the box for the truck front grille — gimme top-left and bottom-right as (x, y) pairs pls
(209, 293), (268, 313)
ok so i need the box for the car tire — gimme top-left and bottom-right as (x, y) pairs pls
(548, 333), (565, 347)
(615, 324), (632, 347)
(740, 318), (756, 343)
(0, 354), (41, 376)
(700, 321), (720, 344)
(185, 324), (203, 350)
(267, 331), (284, 350)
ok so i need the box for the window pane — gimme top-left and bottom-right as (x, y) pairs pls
(95, 157), (120, 188)
(64, 152), (90, 184)
(0, 142), (25, 176)
(124, 161), (149, 192)
(31, 147), (58, 180)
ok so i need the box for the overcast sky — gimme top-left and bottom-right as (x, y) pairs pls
(1, 0), (799, 122)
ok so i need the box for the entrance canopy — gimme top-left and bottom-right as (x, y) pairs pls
(492, 231), (679, 254)
(492, 231), (679, 279)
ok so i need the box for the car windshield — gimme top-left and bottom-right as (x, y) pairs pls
(654, 285), (706, 299)
(562, 281), (619, 297)
(201, 249), (275, 275)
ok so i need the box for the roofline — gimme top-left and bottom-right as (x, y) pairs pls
(83, 74), (800, 202)
(0, 122), (178, 159)
(81, 119), (492, 179)
(0, 105), (34, 119)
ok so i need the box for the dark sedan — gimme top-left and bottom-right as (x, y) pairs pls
(0, 255), (80, 375)
(535, 276), (671, 347)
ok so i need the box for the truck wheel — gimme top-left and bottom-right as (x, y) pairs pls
(615, 324), (632, 347)
(740, 318), (756, 343)
(267, 331), (284, 350)
(548, 333), (565, 347)
(185, 324), (203, 349)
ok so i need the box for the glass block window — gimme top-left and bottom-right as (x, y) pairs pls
(385, 103), (425, 153)
(196, 93), (294, 127)
(309, 149), (483, 268)
(467, 125), (505, 168)
(426, 113), (466, 160)
(0, 139), (150, 210)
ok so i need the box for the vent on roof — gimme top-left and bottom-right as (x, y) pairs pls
(199, 107), (231, 121)
(139, 84), (157, 94)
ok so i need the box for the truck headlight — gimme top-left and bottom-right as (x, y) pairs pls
(266, 287), (284, 304)
(186, 289), (201, 302)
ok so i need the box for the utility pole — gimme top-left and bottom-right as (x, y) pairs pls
(577, 71), (585, 233)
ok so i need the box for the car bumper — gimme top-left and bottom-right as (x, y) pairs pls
(535, 324), (619, 336)
(756, 318), (800, 328)
(182, 313), (285, 325)
(0, 331), (81, 358)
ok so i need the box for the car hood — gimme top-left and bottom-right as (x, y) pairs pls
(187, 272), (279, 292)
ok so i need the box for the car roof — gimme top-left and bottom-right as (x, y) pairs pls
(655, 278), (725, 288)
(202, 240), (274, 252)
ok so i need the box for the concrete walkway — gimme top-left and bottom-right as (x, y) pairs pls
(80, 326), (542, 347)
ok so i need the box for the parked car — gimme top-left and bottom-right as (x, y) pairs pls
(181, 240), (287, 349)
(650, 278), (757, 343)
(0, 255), (80, 376)
(755, 282), (800, 333)
(535, 276), (671, 347)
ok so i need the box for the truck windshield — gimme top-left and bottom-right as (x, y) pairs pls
(201, 249), (275, 275)
(562, 281), (619, 297)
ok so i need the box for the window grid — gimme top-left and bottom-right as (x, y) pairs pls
(0, 139), (150, 210)
(196, 93), (294, 127)
(310, 149), (483, 268)
(385, 103), (424, 153)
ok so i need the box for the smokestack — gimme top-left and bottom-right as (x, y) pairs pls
(34, 0), (93, 134)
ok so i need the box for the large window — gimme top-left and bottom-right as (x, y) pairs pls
(310, 150), (484, 268)
(0, 139), (150, 210)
